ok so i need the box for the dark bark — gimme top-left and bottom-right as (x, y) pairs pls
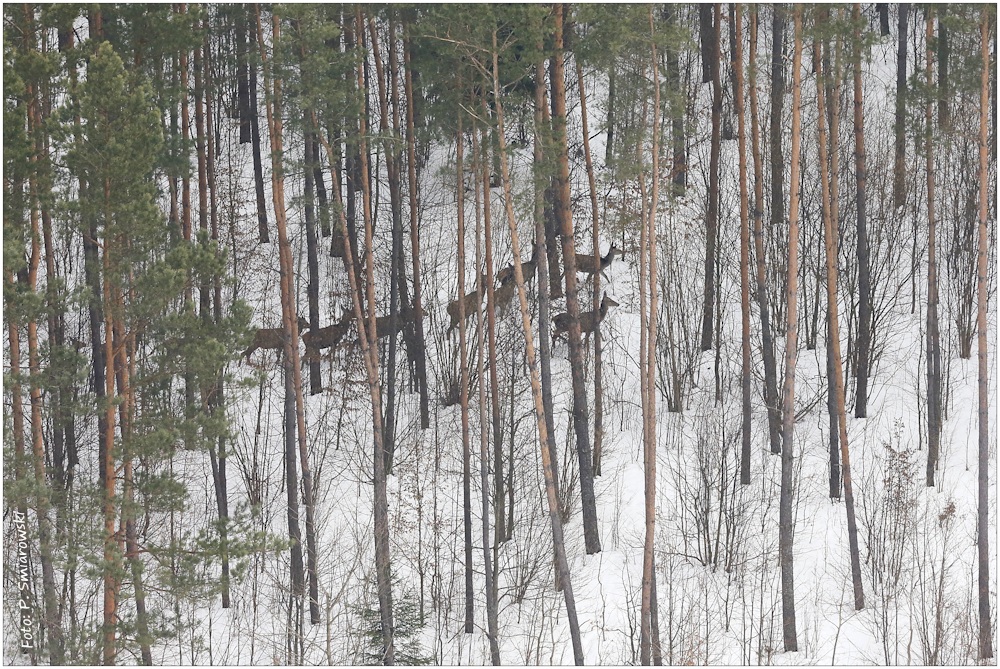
(701, 3), (723, 351)
(893, 4), (909, 210)
(552, 4), (601, 555)
(402, 24), (430, 429)
(699, 4), (716, 83)
(250, 13), (269, 243)
(925, 13), (942, 487)
(304, 130), (322, 395)
(736, 5), (752, 486)
(665, 6), (686, 192)
(750, 7), (782, 456)
(853, 3), (872, 419)
(494, 26), (584, 661)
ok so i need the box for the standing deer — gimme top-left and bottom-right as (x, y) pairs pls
(553, 293), (619, 342)
(496, 243), (540, 285)
(302, 312), (353, 360)
(374, 304), (426, 339)
(447, 289), (483, 333)
(243, 316), (309, 361)
(494, 274), (517, 314)
(574, 245), (624, 279)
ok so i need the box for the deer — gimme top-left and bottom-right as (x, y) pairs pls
(496, 243), (540, 285)
(447, 288), (483, 333)
(494, 274), (518, 314)
(552, 293), (619, 343)
(374, 304), (426, 339)
(302, 312), (353, 361)
(243, 316), (309, 361)
(574, 245), (624, 280)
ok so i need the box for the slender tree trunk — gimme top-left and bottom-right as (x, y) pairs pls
(576, 58), (604, 477)
(701, 3), (723, 351)
(457, 117), (475, 636)
(492, 27), (584, 662)
(476, 128), (502, 666)
(893, 3), (909, 210)
(925, 12), (942, 488)
(853, 3), (872, 419)
(665, 5), (686, 192)
(640, 10), (663, 661)
(250, 10), (269, 244)
(780, 7), (804, 653)
(816, 35), (865, 611)
(258, 10), (319, 625)
(303, 127), (322, 395)
(736, 5), (753, 486)
(750, 8), (782, 456)
(402, 24), (430, 429)
(977, 12), (994, 660)
(534, 41), (563, 567)
(552, 3), (601, 555)
(770, 5), (787, 329)
(204, 23), (230, 609)
(478, 120), (507, 544)
(102, 213), (119, 667)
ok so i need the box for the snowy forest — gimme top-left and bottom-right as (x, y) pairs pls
(2, 3), (997, 665)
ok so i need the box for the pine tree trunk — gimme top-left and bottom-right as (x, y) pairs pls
(456, 118), (475, 636)
(402, 25), (431, 430)
(257, 9), (319, 625)
(853, 3), (872, 419)
(925, 13), (942, 488)
(665, 6), (686, 192)
(534, 44), (563, 564)
(816, 36), (865, 611)
(576, 58), (604, 477)
(476, 129), (502, 666)
(976, 12), (994, 660)
(641, 10), (663, 661)
(736, 5), (753, 486)
(479, 125), (507, 544)
(492, 28), (583, 663)
(769, 5), (787, 331)
(701, 3), (723, 352)
(303, 128), (322, 395)
(749, 8), (782, 456)
(250, 9), (269, 243)
(893, 4), (909, 210)
(780, 7), (804, 653)
(552, 4), (601, 555)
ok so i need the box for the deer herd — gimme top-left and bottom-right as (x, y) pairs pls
(244, 244), (625, 363)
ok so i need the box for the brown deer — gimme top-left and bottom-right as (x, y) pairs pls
(374, 304), (426, 339)
(244, 316), (309, 360)
(494, 274), (518, 314)
(447, 289), (483, 333)
(553, 293), (619, 342)
(496, 243), (540, 285)
(302, 313), (353, 360)
(574, 245), (624, 279)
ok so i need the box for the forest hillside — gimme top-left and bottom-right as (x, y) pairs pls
(3, 3), (997, 665)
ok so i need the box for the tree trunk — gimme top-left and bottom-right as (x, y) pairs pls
(976, 11), (994, 660)
(402, 24), (430, 430)
(303, 128), (322, 395)
(257, 10), (319, 624)
(853, 3), (872, 419)
(492, 28), (584, 663)
(249, 11), (269, 244)
(701, 3), (723, 352)
(816, 35), (865, 611)
(925, 12), (942, 488)
(665, 6), (686, 192)
(750, 7), (782, 456)
(534, 42), (563, 568)
(769, 5), (787, 328)
(893, 4), (909, 210)
(552, 3), (601, 555)
(640, 9), (663, 661)
(576, 59), (604, 477)
(736, 5), (753, 486)
(780, 6), (804, 653)
(476, 128), (502, 666)
(456, 117), (475, 636)
(479, 123), (507, 544)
